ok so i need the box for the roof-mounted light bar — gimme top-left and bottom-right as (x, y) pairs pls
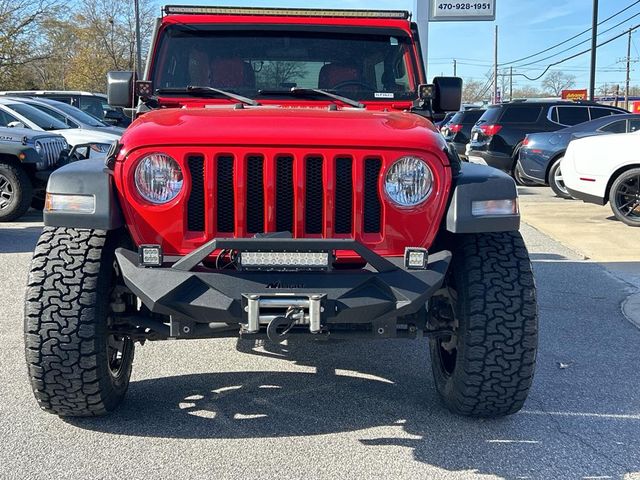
(163, 5), (410, 20)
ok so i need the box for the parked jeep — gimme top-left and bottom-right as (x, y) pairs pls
(25, 6), (538, 418)
(0, 127), (68, 221)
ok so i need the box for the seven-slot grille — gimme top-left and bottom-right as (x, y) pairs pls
(186, 153), (383, 237)
(38, 137), (67, 168)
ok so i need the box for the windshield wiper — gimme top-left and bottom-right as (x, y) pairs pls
(156, 86), (260, 106)
(258, 87), (365, 109)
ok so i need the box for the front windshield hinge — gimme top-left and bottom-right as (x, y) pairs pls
(411, 98), (433, 119)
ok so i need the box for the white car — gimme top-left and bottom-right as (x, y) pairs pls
(562, 130), (640, 226)
(0, 97), (119, 157)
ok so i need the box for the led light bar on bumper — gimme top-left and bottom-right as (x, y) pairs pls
(238, 251), (330, 271)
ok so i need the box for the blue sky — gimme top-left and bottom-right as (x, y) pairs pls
(185, 0), (640, 93)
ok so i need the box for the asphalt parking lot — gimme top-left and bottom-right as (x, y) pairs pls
(1, 188), (640, 480)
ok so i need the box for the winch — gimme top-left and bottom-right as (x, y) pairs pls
(242, 294), (325, 341)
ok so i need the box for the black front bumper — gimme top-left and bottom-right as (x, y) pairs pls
(115, 238), (451, 340)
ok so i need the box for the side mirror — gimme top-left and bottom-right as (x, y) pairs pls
(107, 71), (136, 108)
(432, 77), (463, 113)
(7, 121), (26, 129)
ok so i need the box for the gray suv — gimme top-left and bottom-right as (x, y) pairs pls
(0, 127), (68, 221)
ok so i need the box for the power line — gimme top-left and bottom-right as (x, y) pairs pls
(512, 10), (640, 69)
(513, 24), (640, 81)
(501, 0), (640, 66)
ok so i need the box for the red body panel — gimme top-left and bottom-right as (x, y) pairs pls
(114, 12), (451, 259)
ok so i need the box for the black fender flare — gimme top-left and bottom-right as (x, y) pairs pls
(0, 145), (41, 166)
(43, 159), (123, 230)
(445, 162), (520, 233)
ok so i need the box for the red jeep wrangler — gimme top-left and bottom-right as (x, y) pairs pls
(25, 6), (537, 418)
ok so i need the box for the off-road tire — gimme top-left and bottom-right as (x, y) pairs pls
(548, 158), (573, 199)
(24, 227), (135, 416)
(429, 232), (538, 417)
(0, 161), (32, 222)
(609, 167), (640, 227)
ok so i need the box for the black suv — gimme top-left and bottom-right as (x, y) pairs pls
(440, 109), (485, 159)
(466, 100), (627, 184)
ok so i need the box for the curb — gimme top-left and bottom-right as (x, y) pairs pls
(622, 292), (640, 330)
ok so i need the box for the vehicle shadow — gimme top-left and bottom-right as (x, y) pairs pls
(0, 225), (42, 253)
(65, 260), (640, 478)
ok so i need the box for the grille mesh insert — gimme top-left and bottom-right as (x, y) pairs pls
(334, 157), (353, 234)
(216, 156), (235, 232)
(275, 156), (294, 232)
(247, 155), (265, 233)
(363, 158), (382, 233)
(186, 155), (205, 231)
(305, 157), (324, 234)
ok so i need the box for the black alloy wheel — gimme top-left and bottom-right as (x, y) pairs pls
(0, 172), (14, 211)
(609, 168), (640, 227)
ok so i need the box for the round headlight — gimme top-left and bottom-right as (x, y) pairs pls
(34, 141), (43, 154)
(134, 153), (183, 204)
(384, 156), (434, 207)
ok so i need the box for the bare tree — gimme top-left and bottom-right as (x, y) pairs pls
(462, 79), (486, 103)
(542, 71), (576, 97)
(0, 0), (63, 88)
(256, 61), (308, 89)
(63, 0), (156, 90)
(512, 85), (544, 99)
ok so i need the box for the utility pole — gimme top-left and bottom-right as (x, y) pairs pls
(416, 0), (429, 79)
(453, 59), (457, 76)
(509, 66), (513, 101)
(615, 84), (620, 108)
(589, 0), (598, 101)
(134, 0), (143, 78)
(493, 25), (498, 104)
(626, 28), (632, 111)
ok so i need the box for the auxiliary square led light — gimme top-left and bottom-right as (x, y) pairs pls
(136, 80), (153, 98)
(138, 244), (163, 267)
(239, 251), (329, 271)
(404, 247), (429, 270)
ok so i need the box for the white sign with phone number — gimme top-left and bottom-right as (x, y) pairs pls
(428, 0), (495, 21)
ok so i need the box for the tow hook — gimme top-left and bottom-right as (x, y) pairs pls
(266, 307), (304, 343)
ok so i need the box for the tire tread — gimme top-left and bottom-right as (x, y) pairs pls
(431, 232), (538, 417)
(24, 227), (133, 416)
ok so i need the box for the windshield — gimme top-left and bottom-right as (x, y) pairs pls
(52, 101), (106, 127)
(10, 103), (69, 130)
(152, 26), (418, 101)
